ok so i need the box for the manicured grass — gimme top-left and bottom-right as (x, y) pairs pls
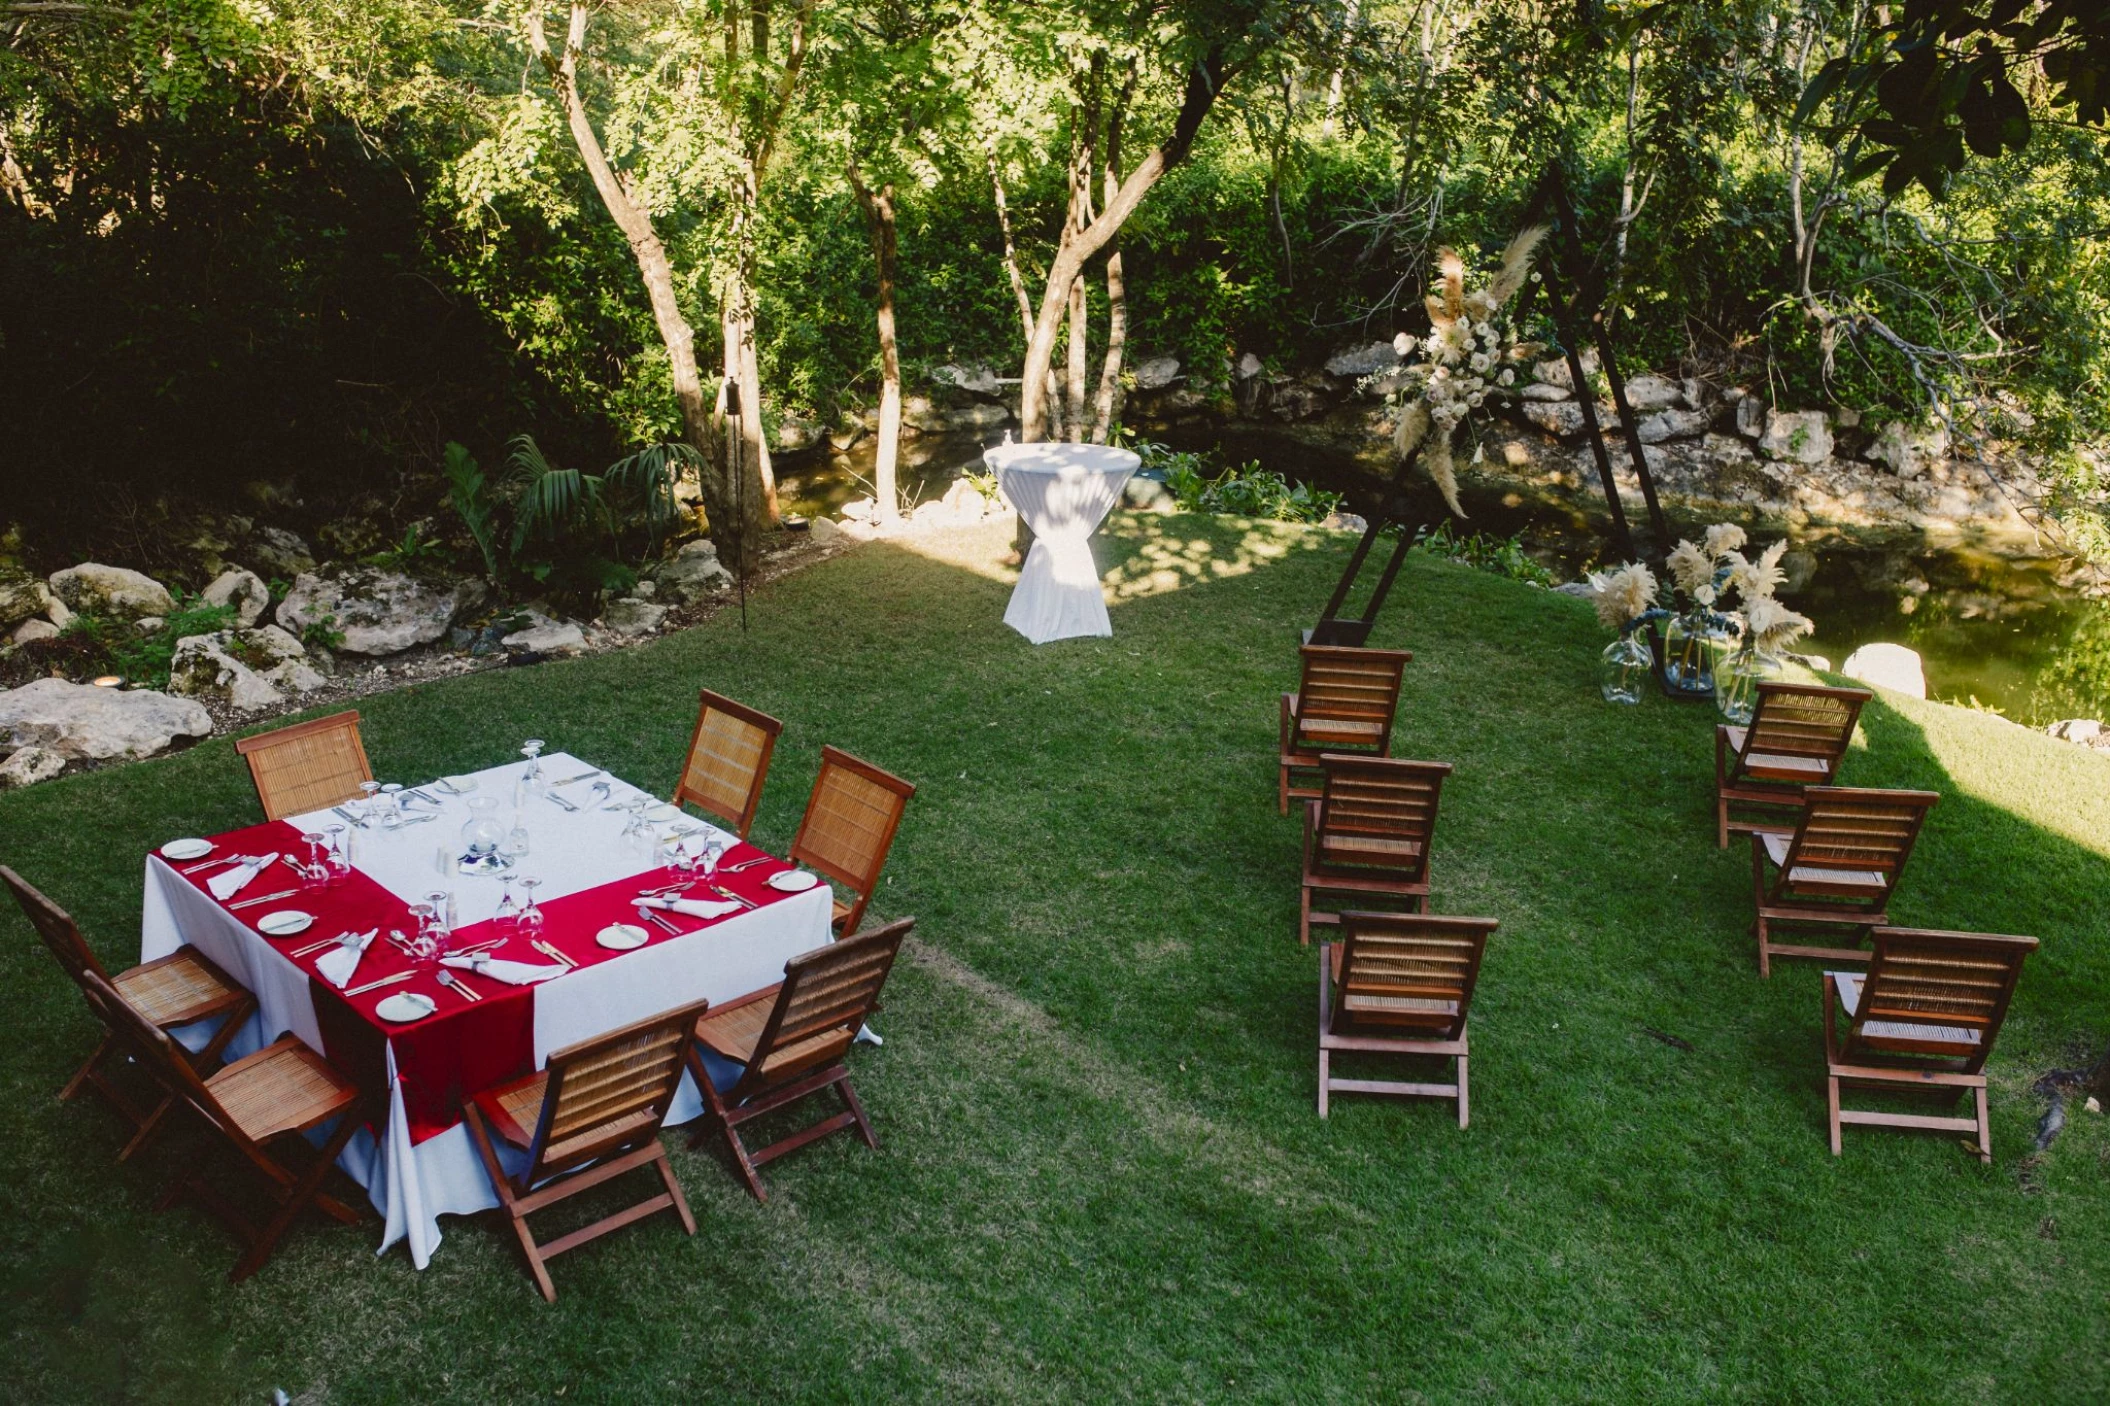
(2, 514), (2107, 1402)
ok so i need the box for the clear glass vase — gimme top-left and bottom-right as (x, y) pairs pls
(1599, 632), (1653, 705)
(1715, 644), (1784, 725)
(458, 795), (511, 876)
(1661, 609), (1730, 698)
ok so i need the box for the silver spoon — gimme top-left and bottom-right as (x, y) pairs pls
(589, 780), (612, 811)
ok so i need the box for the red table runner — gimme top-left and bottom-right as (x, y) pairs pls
(172, 818), (809, 1142)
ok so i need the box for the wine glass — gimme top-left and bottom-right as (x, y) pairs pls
(424, 890), (453, 956)
(520, 739), (546, 788)
(406, 903), (439, 968)
(357, 780), (381, 825)
(300, 832), (330, 891)
(517, 876), (544, 936)
(379, 783), (405, 829)
(494, 875), (520, 933)
(324, 824), (352, 885)
(660, 832), (695, 889)
(695, 834), (723, 889)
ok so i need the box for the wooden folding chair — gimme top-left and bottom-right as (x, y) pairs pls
(687, 918), (912, 1202)
(1715, 682), (1871, 846)
(234, 709), (372, 821)
(1318, 911), (1496, 1125)
(3, 865), (254, 1160)
(1749, 786), (1938, 976)
(789, 746), (915, 935)
(1278, 644), (1412, 813)
(78, 971), (366, 1282)
(1299, 754), (1451, 945)
(463, 999), (709, 1302)
(1823, 927), (2036, 1162)
(672, 688), (785, 838)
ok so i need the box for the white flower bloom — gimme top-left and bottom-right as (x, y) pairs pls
(1393, 332), (1417, 356)
(1470, 352), (1491, 373)
(1468, 391), (1485, 407)
(1498, 368), (1515, 386)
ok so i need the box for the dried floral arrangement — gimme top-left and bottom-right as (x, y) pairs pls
(1370, 227), (1548, 519)
(1663, 522), (1815, 654)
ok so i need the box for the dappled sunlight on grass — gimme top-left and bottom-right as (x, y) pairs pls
(1884, 693), (2110, 860)
(878, 519), (1020, 582)
(1100, 514), (1330, 603)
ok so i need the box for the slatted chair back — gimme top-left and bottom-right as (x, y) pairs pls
(1731, 683), (1870, 785)
(235, 710), (373, 821)
(790, 746), (915, 934)
(673, 689), (784, 837)
(1844, 927), (2036, 1068)
(523, 1002), (708, 1184)
(727, 920), (909, 1105)
(1332, 911), (1493, 1042)
(2, 865), (105, 986)
(1770, 786), (1938, 910)
(1310, 756), (1450, 888)
(1289, 645), (1412, 757)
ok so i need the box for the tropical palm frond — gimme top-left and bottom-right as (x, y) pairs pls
(604, 442), (702, 539)
(507, 434), (610, 552)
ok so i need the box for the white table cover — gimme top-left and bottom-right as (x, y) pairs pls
(141, 752), (833, 1268)
(988, 442), (1139, 643)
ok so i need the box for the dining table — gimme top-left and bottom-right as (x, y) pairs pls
(139, 752), (835, 1268)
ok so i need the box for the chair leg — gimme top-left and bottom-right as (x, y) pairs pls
(837, 1074), (879, 1150)
(1317, 1049), (1330, 1119)
(1299, 882), (1312, 947)
(1456, 1055), (1469, 1130)
(1974, 1086), (1992, 1164)
(1756, 915), (1772, 979)
(116, 1092), (175, 1162)
(465, 1105), (557, 1302)
(1827, 1075), (1843, 1155)
(654, 1145), (698, 1236)
(1749, 837), (1772, 978)
(230, 1109), (362, 1284)
(60, 1035), (112, 1101)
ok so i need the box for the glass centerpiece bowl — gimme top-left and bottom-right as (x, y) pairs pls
(1714, 641), (1784, 725)
(1599, 630), (1653, 705)
(1661, 608), (1732, 699)
(458, 795), (512, 876)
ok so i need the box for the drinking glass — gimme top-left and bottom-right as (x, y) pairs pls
(620, 811), (655, 866)
(520, 739), (546, 788)
(300, 832), (330, 891)
(694, 834), (723, 887)
(660, 832), (694, 888)
(424, 890), (453, 955)
(406, 903), (440, 968)
(325, 825), (353, 886)
(517, 876), (544, 935)
(494, 875), (520, 933)
(357, 780), (381, 825)
(380, 783), (405, 829)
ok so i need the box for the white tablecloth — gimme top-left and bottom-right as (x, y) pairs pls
(987, 442), (1139, 643)
(141, 752), (834, 1268)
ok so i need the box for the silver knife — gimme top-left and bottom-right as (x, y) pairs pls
(333, 806), (370, 829)
(550, 770), (602, 788)
(545, 789), (579, 812)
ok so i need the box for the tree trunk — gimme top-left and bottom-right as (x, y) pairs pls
(1090, 108), (1130, 444)
(987, 142), (1063, 439)
(1063, 273), (1088, 442)
(848, 163), (902, 522)
(527, 4), (715, 476)
(1019, 49), (1228, 443)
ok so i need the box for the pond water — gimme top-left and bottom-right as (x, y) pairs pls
(778, 425), (2110, 726)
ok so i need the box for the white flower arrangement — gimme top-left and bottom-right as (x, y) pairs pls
(1362, 227), (1548, 518)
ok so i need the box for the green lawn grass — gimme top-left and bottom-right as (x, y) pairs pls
(3, 514), (2106, 1403)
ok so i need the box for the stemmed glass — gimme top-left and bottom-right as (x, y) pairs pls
(695, 834), (723, 890)
(379, 783), (405, 829)
(324, 824), (352, 886)
(520, 739), (546, 790)
(516, 876), (544, 936)
(405, 903), (440, 968)
(424, 890), (453, 957)
(357, 780), (381, 825)
(494, 875), (520, 934)
(300, 832), (330, 891)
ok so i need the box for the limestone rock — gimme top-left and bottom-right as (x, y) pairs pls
(1841, 642), (1926, 699)
(1866, 419), (1950, 479)
(1735, 395), (1767, 438)
(134, 617), (165, 634)
(1621, 374), (1683, 413)
(938, 478), (989, 522)
(658, 540), (735, 603)
(1636, 408), (1711, 444)
(841, 497), (878, 523)
(1236, 352), (1264, 380)
(631, 579), (658, 600)
(45, 597), (73, 630)
(946, 403), (1012, 433)
(48, 563), (175, 621)
(2046, 718), (2106, 747)
(0, 744), (66, 789)
(934, 364), (1003, 397)
(500, 609), (588, 655)
(0, 678), (213, 760)
(1322, 511), (1369, 534)
(169, 626), (324, 711)
(1523, 400), (1588, 437)
(1133, 356), (1181, 390)
(1325, 342), (1399, 378)
(201, 568), (271, 627)
(603, 598), (668, 636)
(0, 569), (51, 630)
(1269, 381), (1331, 423)
(249, 527), (316, 578)
(1520, 382), (1572, 402)
(275, 566), (477, 656)
(808, 515), (842, 545)
(1533, 348), (1597, 389)
(11, 618), (58, 646)
(1759, 409), (1834, 464)
(773, 415), (822, 453)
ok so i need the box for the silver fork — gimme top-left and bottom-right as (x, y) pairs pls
(182, 853), (250, 875)
(437, 970), (482, 1003)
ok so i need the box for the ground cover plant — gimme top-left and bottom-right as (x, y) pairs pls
(1, 515), (2106, 1402)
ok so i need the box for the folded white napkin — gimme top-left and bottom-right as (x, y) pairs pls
(638, 895), (741, 920)
(441, 955), (567, 985)
(314, 930), (377, 989)
(208, 852), (280, 901)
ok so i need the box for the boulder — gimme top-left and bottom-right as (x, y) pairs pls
(1269, 381), (1331, 423)
(0, 744), (66, 790)
(1520, 382), (1572, 402)
(773, 415), (822, 453)
(0, 568), (51, 630)
(276, 566), (478, 656)
(1533, 348), (1597, 389)
(934, 364), (1003, 397)
(1133, 355), (1181, 390)
(1866, 419), (1950, 479)
(11, 618), (58, 646)
(900, 394), (944, 432)
(947, 403), (1012, 433)
(1325, 342), (1399, 378)
(840, 497), (878, 523)
(1123, 475), (1177, 513)
(2046, 718), (2106, 747)
(1735, 395), (1767, 438)
(134, 617), (164, 634)
(500, 610), (588, 655)
(1522, 400), (1588, 437)
(658, 539), (735, 603)
(938, 478), (989, 522)
(169, 626), (325, 711)
(249, 527), (316, 578)
(1621, 374), (1683, 413)
(808, 515), (843, 545)
(45, 597), (73, 630)
(1758, 409), (1834, 464)
(0, 678), (213, 760)
(48, 563), (175, 621)
(1236, 352), (1264, 380)
(1636, 408), (1711, 444)
(603, 598), (668, 636)
(1841, 642), (1927, 699)
(631, 579), (658, 600)
(201, 568), (271, 627)
(1322, 511), (1369, 534)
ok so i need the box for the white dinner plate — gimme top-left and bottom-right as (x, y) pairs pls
(439, 775), (479, 794)
(642, 804), (682, 824)
(766, 869), (820, 893)
(160, 838), (213, 861)
(596, 922), (650, 951)
(374, 992), (439, 1023)
(256, 910), (315, 936)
